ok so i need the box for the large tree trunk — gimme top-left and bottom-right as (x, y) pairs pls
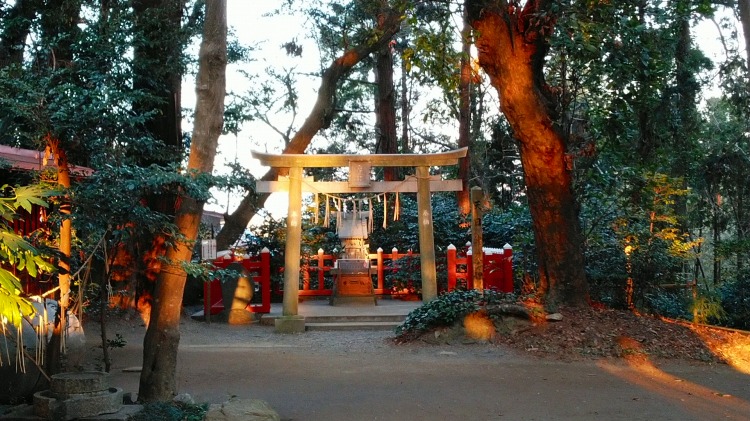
(214, 9), (403, 251)
(138, 0), (226, 401)
(466, 0), (589, 307)
(45, 138), (72, 376)
(739, 0), (750, 69)
(671, 2), (695, 225)
(457, 5), (472, 215)
(399, 45), (410, 154)
(131, 0), (185, 305)
(132, 0), (184, 157)
(37, 0), (80, 375)
(374, 2), (399, 181)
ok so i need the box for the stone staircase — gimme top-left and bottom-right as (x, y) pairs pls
(260, 313), (406, 331)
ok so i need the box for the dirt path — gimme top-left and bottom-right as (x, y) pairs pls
(85, 315), (750, 421)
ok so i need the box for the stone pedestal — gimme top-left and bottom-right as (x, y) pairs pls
(32, 372), (123, 420)
(330, 273), (377, 305)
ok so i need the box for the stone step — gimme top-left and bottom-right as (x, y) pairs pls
(305, 321), (401, 331)
(305, 314), (406, 323)
(259, 314), (406, 327)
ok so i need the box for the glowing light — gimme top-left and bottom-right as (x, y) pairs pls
(137, 294), (152, 327)
(463, 311), (496, 342)
(688, 324), (750, 375)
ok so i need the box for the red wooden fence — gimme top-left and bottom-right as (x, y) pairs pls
(300, 244), (514, 297)
(202, 243), (514, 313)
(447, 243), (514, 293)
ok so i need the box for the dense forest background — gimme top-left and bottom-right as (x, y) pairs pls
(1, 0), (749, 374)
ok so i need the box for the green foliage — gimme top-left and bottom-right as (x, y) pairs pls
(129, 401), (208, 421)
(690, 291), (726, 325)
(106, 333), (127, 350)
(716, 275), (750, 330)
(395, 289), (514, 338)
(0, 184), (56, 328)
(369, 193), (475, 253)
(645, 290), (692, 320)
(386, 255), (421, 294)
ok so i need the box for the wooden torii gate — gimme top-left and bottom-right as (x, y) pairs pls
(252, 147), (467, 332)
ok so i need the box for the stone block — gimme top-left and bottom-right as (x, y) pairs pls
(34, 387), (123, 421)
(274, 316), (305, 333)
(50, 372), (110, 398)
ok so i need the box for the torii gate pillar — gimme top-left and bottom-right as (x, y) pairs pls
(416, 166), (437, 301)
(275, 165), (306, 333)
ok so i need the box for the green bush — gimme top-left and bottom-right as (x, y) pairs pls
(385, 255), (421, 294)
(129, 401), (208, 421)
(691, 291), (727, 325)
(644, 290), (691, 320)
(717, 275), (750, 330)
(394, 289), (515, 338)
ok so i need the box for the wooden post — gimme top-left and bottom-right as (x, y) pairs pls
(377, 247), (384, 292)
(283, 166), (303, 316)
(471, 186), (484, 291)
(259, 248), (271, 312)
(503, 243), (513, 293)
(447, 244), (457, 291)
(466, 247), (473, 289)
(205, 278), (211, 324)
(317, 248), (325, 292)
(417, 166), (437, 301)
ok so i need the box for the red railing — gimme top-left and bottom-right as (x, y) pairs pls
(447, 243), (514, 293)
(203, 248), (272, 315)
(300, 249), (335, 296)
(299, 244), (514, 297)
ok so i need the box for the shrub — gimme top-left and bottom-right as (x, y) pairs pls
(717, 275), (750, 330)
(394, 289), (515, 338)
(691, 291), (727, 325)
(129, 401), (208, 421)
(644, 290), (691, 320)
(385, 255), (421, 294)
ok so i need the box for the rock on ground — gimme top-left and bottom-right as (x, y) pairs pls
(206, 397), (280, 421)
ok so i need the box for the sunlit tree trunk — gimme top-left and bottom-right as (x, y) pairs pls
(36, 0), (80, 375)
(138, 0), (226, 401)
(466, 0), (589, 307)
(46, 138), (72, 375)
